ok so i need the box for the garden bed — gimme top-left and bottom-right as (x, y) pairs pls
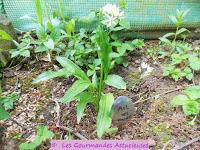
(1, 40), (200, 150)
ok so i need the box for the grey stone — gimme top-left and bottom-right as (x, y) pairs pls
(110, 96), (136, 126)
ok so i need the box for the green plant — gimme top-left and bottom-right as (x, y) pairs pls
(33, 27), (126, 138)
(65, 29), (98, 69)
(159, 9), (190, 49)
(0, 92), (18, 120)
(10, 32), (33, 58)
(171, 85), (200, 122)
(159, 9), (200, 81)
(163, 42), (200, 81)
(111, 39), (144, 67)
(19, 125), (54, 150)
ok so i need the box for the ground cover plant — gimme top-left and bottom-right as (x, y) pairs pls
(0, 0), (200, 150)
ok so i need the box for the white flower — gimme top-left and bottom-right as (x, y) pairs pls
(139, 62), (154, 78)
(101, 4), (124, 28)
(102, 4), (124, 18)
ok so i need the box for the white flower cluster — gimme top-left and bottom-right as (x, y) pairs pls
(101, 4), (124, 28)
(139, 62), (154, 78)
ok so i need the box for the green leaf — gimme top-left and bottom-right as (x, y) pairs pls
(171, 94), (188, 106)
(119, 0), (127, 9)
(19, 125), (54, 150)
(44, 39), (54, 49)
(0, 105), (10, 120)
(60, 80), (91, 103)
(176, 28), (189, 35)
(119, 19), (130, 29)
(182, 100), (199, 116)
(105, 74), (126, 90)
(0, 30), (12, 41)
(56, 56), (90, 81)
(162, 33), (175, 38)
(96, 27), (112, 79)
(159, 37), (171, 45)
(132, 39), (144, 49)
(169, 16), (177, 25)
(35, 45), (48, 53)
(65, 19), (75, 35)
(189, 55), (200, 71)
(117, 47), (126, 56)
(20, 50), (30, 57)
(76, 92), (93, 124)
(0, 92), (18, 110)
(184, 86), (200, 100)
(35, 0), (43, 26)
(10, 50), (20, 58)
(92, 72), (98, 89)
(33, 69), (70, 83)
(97, 93), (114, 138)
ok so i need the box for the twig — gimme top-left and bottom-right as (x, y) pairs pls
(51, 81), (87, 140)
(58, 125), (87, 140)
(172, 136), (200, 150)
(162, 140), (172, 150)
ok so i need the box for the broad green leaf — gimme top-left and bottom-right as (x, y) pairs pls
(76, 92), (93, 124)
(0, 105), (10, 120)
(105, 74), (126, 90)
(35, 45), (48, 53)
(60, 80), (91, 103)
(19, 125), (54, 150)
(109, 52), (121, 58)
(33, 69), (70, 83)
(92, 72), (98, 89)
(20, 50), (30, 57)
(97, 93), (114, 138)
(189, 55), (200, 71)
(57, 0), (65, 20)
(176, 28), (189, 35)
(182, 100), (199, 116)
(132, 39), (144, 48)
(171, 94), (188, 106)
(184, 86), (200, 100)
(119, 19), (130, 29)
(44, 39), (54, 49)
(111, 26), (124, 31)
(159, 37), (171, 45)
(0, 30), (12, 41)
(169, 16), (177, 25)
(96, 27), (112, 79)
(56, 56), (90, 81)
(0, 92), (18, 110)
(65, 19), (75, 35)
(117, 47), (126, 56)
(111, 41), (122, 47)
(11, 50), (20, 58)
(162, 33), (175, 38)
(35, 0), (43, 26)
(122, 43), (133, 51)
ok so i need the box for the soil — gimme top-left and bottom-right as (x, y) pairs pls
(0, 40), (200, 150)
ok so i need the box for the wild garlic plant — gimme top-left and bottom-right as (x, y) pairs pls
(33, 26), (126, 138)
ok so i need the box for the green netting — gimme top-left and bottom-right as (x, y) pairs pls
(1, 0), (200, 37)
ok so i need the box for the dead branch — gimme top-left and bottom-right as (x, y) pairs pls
(172, 136), (200, 150)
